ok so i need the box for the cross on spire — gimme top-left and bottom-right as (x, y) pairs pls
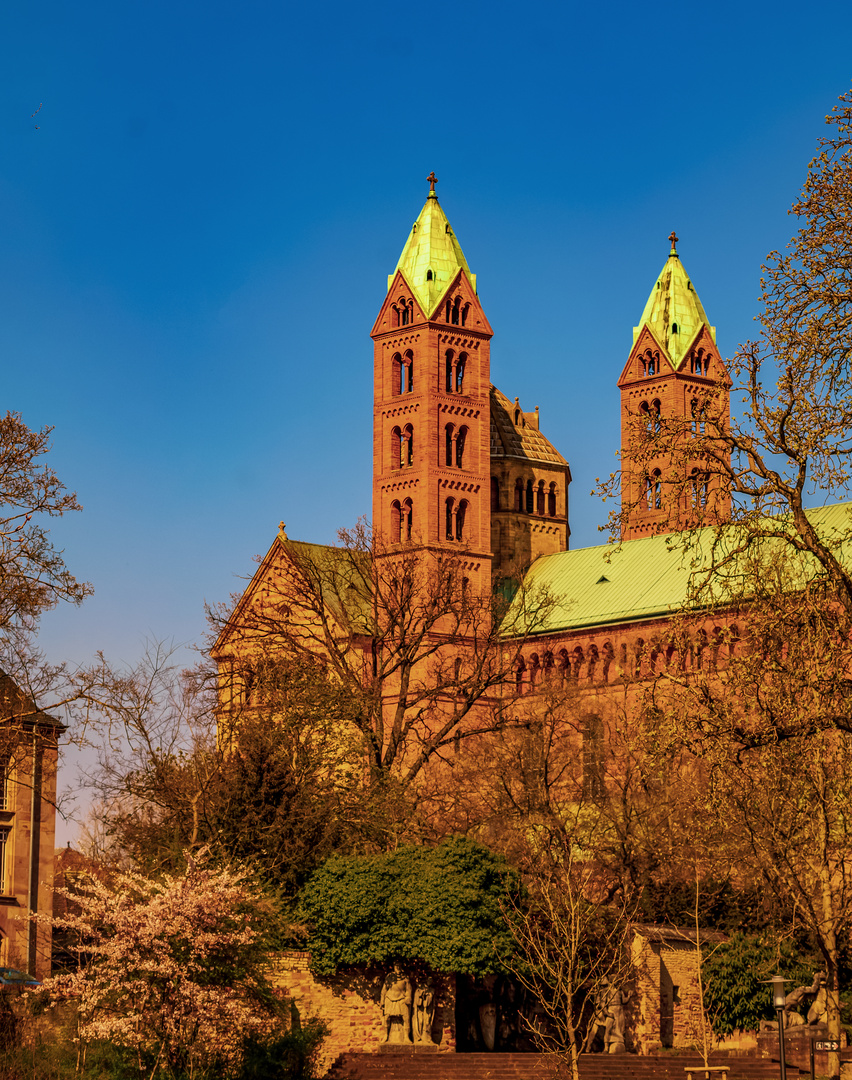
(426, 171), (438, 193)
(669, 231), (679, 255)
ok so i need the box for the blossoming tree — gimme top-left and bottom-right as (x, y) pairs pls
(43, 850), (285, 1078)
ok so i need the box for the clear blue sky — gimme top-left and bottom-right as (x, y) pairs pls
(2, 0), (851, 840)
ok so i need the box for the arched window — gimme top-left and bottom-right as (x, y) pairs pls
(651, 399), (662, 435)
(456, 500), (467, 541)
(447, 296), (461, 325)
(602, 641), (614, 682)
(445, 351), (454, 393)
(543, 652), (554, 681)
(403, 424), (414, 468)
(571, 646), (584, 683)
(525, 479), (534, 514)
(456, 353), (467, 394)
(671, 322), (678, 336)
(393, 353), (403, 394)
(651, 470), (662, 510)
(491, 477), (500, 511)
(515, 478), (524, 512)
(402, 498), (413, 541)
(691, 469), (709, 508)
(536, 480), (545, 515)
(461, 303), (470, 327)
(445, 497), (454, 540)
(515, 660), (526, 695)
(400, 299), (411, 326)
(529, 654), (540, 688)
(548, 482), (557, 517)
(582, 714), (604, 797)
(455, 426), (467, 469)
(391, 426), (402, 469)
(445, 424), (454, 467)
(639, 400), (651, 434)
(392, 500), (402, 542)
(691, 397), (706, 435)
(558, 649), (569, 686)
(403, 350), (413, 392)
(426, 268), (433, 281)
(645, 351), (658, 376)
(587, 644), (599, 683)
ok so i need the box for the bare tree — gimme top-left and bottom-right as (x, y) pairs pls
(210, 521), (552, 828)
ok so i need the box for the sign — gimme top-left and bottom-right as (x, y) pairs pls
(815, 1040), (840, 1051)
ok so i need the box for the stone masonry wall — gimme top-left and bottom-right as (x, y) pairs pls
(271, 952), (456, 1073)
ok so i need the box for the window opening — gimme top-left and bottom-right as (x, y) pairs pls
(515, 478), (523, 511)
(445, 424), (454, 467)
(456, 500), (467, 541)
(456, 427), (466, 469)
(491, 477), (500, 511)
(536, 481), (545, 515)
(525, 479), (534, 514)
(445, 497), (454, 540)
(547, 482), (557, 517)
(456, 353), (466, 394)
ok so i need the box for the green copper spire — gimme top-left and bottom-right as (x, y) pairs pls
(389, 174), (477, 317)
(632, 233), (716, 368)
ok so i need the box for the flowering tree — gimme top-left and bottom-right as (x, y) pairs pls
(42, 850), (286, 1078)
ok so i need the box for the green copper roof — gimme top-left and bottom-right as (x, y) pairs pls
(509, 502), (852, 636)
(389, 191), (476, 317)
(633, 242), (716, 369)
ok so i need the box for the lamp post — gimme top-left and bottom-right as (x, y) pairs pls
(768, 975), (787, 1080)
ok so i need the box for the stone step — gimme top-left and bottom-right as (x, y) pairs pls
(323, 1052), (809, 1080)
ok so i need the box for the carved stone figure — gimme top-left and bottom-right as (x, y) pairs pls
(603, 980), (627, 1054)
(783, 972), (826, 1029)
(380, 965), (413, 1044)
(413, 977), (436, 1044)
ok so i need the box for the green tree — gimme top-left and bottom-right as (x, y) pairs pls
(300, 836), (517, 976)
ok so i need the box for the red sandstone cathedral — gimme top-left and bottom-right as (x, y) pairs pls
(216, 176), (742, 706)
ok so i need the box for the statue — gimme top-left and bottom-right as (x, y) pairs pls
(585, 979), (627, 1053)
(380, 965), (413, 1044)
(413, 977), (436, 1044)
(783, 972), (826, 1029)
(603, 980), (628, 1054)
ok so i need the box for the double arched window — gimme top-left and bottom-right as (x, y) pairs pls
(639, 399), (661, 436)
(690, 469), (709, 508)
(393, 298), (414, 327)
(444, 497), (469, 541)
(444, 351), (468, 394)
(391, 499), (413, 542)
(443, 424), (468, 469)
(641, 349), (660, 377)
(392, 425), (414, 469)
(393, 351), (414, 395)
(644, 470), (662, 510)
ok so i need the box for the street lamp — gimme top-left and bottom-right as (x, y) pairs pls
(766, 975), (787, 1080)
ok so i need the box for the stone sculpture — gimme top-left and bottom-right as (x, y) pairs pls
(380, 965), (413, 1044)
(783, 972), (826, 1029)
(586, 978), (627, 1053)
(413, 977), (436, 1044)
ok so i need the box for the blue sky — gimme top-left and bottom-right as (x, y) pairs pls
(2, 0), (852, 839)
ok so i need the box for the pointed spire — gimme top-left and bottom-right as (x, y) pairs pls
(632, 235), (716, 368)
(388, 176), (477, 317)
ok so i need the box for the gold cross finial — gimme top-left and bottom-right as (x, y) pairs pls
(669, 231), (679, 254)
(426, 171), (438, 193)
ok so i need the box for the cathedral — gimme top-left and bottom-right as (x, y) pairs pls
(216, 175), (740, 713)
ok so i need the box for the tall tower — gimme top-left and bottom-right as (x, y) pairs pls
(371, 176), (493, 590)
(618, 235), (731, 541)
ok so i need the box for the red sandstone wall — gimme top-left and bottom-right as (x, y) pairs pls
(271, 952), (457, 1072)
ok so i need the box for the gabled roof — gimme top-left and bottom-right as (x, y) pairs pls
(212, 528), (373, 657)
(508, 502), (852, 637)
(390, 190), (476, 318)
(490, 386), (569, 468)
(632, 242), (716, 369)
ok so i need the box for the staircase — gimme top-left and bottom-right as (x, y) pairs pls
(324, 1051), (808, 1080)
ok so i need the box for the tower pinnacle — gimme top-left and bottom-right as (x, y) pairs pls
(668, 231), (679, 256)
(426, 171), (438, 195)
